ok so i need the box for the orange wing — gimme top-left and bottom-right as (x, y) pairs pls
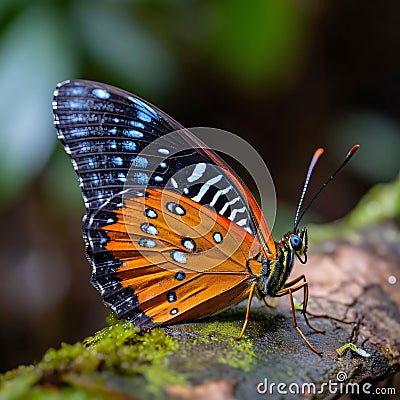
(86, 188), (262, 327)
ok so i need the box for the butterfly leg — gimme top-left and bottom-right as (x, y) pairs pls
(276, 278), (323, 355)
(281, 275), (325, 333)
(236, 281), (257, 340)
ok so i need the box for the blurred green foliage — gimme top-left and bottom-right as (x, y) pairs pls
(310, 172), (400, 244)
(0, 5), (76, 203)
(208, 0), (308, 86)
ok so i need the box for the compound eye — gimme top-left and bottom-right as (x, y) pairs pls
(290, 235), (302, 251)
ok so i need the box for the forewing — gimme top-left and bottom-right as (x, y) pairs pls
(53, 80), (274, 248)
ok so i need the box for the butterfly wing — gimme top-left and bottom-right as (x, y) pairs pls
(53, 80), (274, 326)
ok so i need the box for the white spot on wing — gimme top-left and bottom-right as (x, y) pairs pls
(183, 239), (195, 251)
(213, 232), (223, 243)
(171, 251), (187, 264)
(140, 223), (158, 235)
(139, 238), (157, 248)
(145, 208), (158, 219)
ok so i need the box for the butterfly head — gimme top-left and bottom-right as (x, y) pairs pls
(285, 227), (308, 264)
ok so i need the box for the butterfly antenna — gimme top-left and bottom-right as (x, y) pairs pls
(293, 144), (360, 231)
(293, 148), (324, 231)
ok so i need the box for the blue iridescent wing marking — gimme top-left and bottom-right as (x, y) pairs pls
(54, 80), (199, 210)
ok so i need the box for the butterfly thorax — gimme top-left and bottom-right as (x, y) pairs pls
(258, 228), (308, 297)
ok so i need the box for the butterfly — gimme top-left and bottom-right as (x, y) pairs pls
(53, 80), (359, 354)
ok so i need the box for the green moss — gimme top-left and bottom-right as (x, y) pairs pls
(0, 314), (184, 399)
(218, 337), (256, 371)
(196, 319), (241, 338)
(386, 347), (394, 358)
(0, 366), (40, 400)
(181, 318), (257, 372)
(10, 386), (104, 400)
(336, 342), (371, 358)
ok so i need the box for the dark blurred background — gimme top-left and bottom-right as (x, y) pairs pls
(0, 1), (399, 372)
